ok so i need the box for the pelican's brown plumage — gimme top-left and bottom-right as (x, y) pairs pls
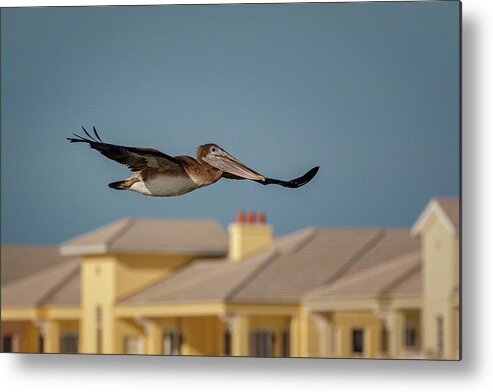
(67, 127), (319, 197)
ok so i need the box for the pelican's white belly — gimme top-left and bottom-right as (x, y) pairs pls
(129, 175), (199, 197)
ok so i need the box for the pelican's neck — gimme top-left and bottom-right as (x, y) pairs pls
(177, 155), (222, 186)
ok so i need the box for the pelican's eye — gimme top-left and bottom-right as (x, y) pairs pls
(211, 147), (216, 153)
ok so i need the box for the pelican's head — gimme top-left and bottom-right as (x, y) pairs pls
(197, 144), (265, 181)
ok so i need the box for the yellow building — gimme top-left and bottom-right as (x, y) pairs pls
(303, 197), (460, 360)
(1, 197), (460, 359)
(411, 197), (460, 359)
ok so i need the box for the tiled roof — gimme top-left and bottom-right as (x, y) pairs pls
(1, 259), (80, 306)
(228, 228), (381, 304)
(2, 219), (426, 308)
(329, 229), (419, 278)
(118, 251), (276, 305)
(1, 245), (68, 284)
(120, 228), (420, 305)
(42, 268), (81, 306)
(303, 251), (421, 302)
(60, 217), (227, 256)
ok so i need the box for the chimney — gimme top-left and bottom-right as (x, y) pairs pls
(228, 211), (273, 262)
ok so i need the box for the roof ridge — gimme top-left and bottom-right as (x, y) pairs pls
(143, 261), (235, 300)
(115, 258), (210, 303)
(330, 249), (421, 286)
(303, 252), (421, 301)
(311, 226), (411, 232)
(123, 216), (222, 222)
(342, 253), (416, 283)
(106, 217), (135, 250)
(323, 229), (386, 286)
(37, 261), (80, 305)
(1, 257), (79, 288)
(287, 228), (319, 254)
(272, 227), (318, 256)
(379, 262), (421, 298)
(1, 244), (57, 249)
(118, 254), (275, 304)
(225, 251), (280, 302)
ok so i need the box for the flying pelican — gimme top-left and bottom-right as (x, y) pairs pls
(67, 127), (319, 197)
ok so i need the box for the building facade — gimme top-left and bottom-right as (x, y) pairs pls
(1, 197), (460, 359)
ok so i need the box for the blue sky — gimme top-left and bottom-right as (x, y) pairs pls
(1, 2), (460, 244)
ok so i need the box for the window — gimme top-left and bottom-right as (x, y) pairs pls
(163, 329), (182, 355)
(250, 329), (273, 357)
(60, 333), (79, 353)
(38, 334), (44, 353)
(381, 326), (389, 353)
(223, 329), (231, 356)
(352, 329), (364, 354)
(281, 328), (290, 357)
(96, 307), (103, 354)
(2, 336), (13, 352)
(437, 317), (444, 358)
(124, 336), (144, 354)
(405, 326), (416, 348)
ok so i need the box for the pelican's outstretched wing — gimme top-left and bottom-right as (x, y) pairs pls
(222, 166), (319, 189)
(67, 127), (181, 172)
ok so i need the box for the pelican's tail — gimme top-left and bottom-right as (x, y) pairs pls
(108, 176), (140, 191)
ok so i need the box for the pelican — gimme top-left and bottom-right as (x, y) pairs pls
(67, 127), (319, 197)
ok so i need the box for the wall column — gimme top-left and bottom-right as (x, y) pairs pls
(388, 310), (405, 358)
(298, 309), (310, 357)
(80, 307), (96, 354)
(365, 323), (382, 358)
(80, 258), (117, 354)
(364, 327), (372, 358)
(289, 314), (300, 357)
(102, 307), (117, 354)
(43, 320), (61, 353)
(336, 325), (349, 358)
(377, 308), (404, 358)
(148, 320), (162, 355)
(231, 315), (249, 356)
(136, 318), (162, 355)
(311, 313), (333, 358)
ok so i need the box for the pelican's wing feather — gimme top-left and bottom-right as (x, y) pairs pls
(222, 166), (319, 189)
(67, 127), (181, 172)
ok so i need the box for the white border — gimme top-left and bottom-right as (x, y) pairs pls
(2, 0), (492, 391)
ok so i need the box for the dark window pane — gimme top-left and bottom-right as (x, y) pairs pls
(250, 330), (273, 357)
(281, 329), (290, 357)
(405, 327), (416, 347)
(60, 334), (79, 353)
(381, 327), (389, 353)
(223, 329), (231, 356)
(2, 336), (13, 352)
(163, 330), (181, 355)
(437, 317), (444, 358)
(38, 335), (44, 353)
(352, 329), (364, 353)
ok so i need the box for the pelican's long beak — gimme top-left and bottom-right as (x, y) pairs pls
(205, 150), (265, 181)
